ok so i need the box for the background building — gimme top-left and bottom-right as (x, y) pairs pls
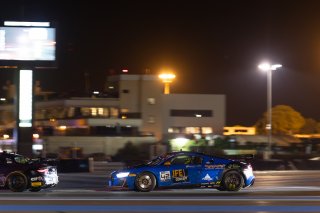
(0, 74), (226, 158)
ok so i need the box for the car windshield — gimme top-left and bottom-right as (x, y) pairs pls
(14, 155), (30, 164)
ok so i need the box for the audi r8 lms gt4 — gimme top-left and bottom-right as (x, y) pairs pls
(0, 152), (59, 192)
(109, 151), (255, 192)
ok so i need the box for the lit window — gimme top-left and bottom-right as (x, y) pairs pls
(185, 127), (200, 134)
(98, 108), (104, 115)
(147, 98), (156, 105)
(91, 108), (97, 116)
(201, 127), (213, 134)
(168, 127), (181, 133)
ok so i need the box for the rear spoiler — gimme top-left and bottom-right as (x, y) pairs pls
(228, 154), (254, 162)
(31, 158), (58, 166)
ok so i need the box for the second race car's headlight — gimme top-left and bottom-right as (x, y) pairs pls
(116, 172), (130, 178)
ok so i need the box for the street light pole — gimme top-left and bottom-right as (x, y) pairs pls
(258, 63), (282, 159)
(267, 67), (272, 157)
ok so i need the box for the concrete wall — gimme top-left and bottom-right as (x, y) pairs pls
(44, 136), (157, 156)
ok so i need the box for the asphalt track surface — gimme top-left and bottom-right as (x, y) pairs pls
(0, 170), (319, 213)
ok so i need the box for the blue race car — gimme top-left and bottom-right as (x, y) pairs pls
(109, 151), (255, 192)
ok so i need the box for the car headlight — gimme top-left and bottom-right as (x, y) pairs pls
(243, 165), (253, 177)
(116, 172), (130, 178)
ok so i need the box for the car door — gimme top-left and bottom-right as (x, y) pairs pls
(168, 154), (202, 186)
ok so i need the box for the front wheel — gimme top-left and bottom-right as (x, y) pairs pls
(221, 170), (244, 191)
(135, 172), (156, 192)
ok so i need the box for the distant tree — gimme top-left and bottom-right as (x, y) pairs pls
(214, 137), (231, 149)
(113, 141), (149, 166)
(300, 118), (319, 134)
(255, 105), (305, 135)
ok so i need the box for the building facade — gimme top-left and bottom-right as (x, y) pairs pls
(0, 74), (226, 157)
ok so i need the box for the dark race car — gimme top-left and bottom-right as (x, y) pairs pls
(109, 151), (255, 192)
(0, 152), (59, 192)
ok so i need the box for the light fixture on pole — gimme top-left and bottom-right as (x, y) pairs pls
(258, 62), (282, 159)
(158, 72), (176, 94)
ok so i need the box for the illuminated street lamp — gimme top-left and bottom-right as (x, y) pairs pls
(258, 62), (282, 159)
(158, 73), (176, 94)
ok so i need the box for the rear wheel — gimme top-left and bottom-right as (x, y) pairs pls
(135, 172), (156, 192)
(6, 172), (28, 192)
(221, 170), (244, 191)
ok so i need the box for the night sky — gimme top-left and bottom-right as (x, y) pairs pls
(1, 0), (320, 126)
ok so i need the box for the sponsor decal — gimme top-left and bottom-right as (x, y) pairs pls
(31, 182), (42, 187)
(202, 174), (213, 181)
(201, 180), (222, 186)
(31, 176), (43, 181)
(172, 169), (189, 182)
(205, 164), (225, 169)
(6, 158), (12, 164)
(227, 164), (240, 169)
(160, 171), (171, 181)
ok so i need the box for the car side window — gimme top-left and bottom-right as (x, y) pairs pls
(171, 155), (203, 165)
(192, 156), (203, 165)
(171, 155), (192, 165)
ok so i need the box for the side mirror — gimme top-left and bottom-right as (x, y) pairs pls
(164, 161), (171, 166)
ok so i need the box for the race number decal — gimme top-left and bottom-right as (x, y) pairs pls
(160, 171), (171, 181)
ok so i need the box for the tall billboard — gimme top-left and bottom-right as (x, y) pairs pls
(0, 22), (56, 67)
(0, 27), (56, 61)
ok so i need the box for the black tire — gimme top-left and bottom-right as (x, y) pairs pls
(221, 170), (244, 192)
(29, 187), (42, 192)
(6, 172), (28, 192)
(134, 172), (156, 192)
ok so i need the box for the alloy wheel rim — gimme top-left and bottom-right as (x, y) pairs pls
(138, 175), (152, 189)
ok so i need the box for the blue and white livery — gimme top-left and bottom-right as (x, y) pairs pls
(109, 151), (255, 192)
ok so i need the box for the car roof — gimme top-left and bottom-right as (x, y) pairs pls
(168, 151), (207, 157)
(0, 152), (20, 157)
(167, 151), (234, 161)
